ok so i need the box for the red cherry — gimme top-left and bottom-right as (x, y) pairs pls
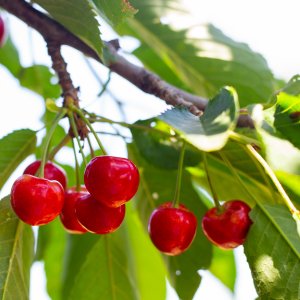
(202, 200), (252, 249)
(11, 174), (64, 226)
(84, 156), (139, 207)
(148, 202), (197, 256)
(0, 16), (6, 47)
(60, 186), (89, 234)
(75, 193), (125, 234)
(24, 160), (67, 189)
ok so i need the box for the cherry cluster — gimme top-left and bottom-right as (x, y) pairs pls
(148, 199), (252, 255)
(10, 156), (252, 254)
(11, 156), (139, 234)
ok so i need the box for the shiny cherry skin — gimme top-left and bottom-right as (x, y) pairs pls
(24, 160), (67, 189)
(84, 156), (139, 207)
(75, 193), (125, 234)
(202, 200), (252, 249)
(0, 16), (6, 47)
(60, 186), (89, 234)
(148, 202), (197, 256)
(11, 174), (64, 226)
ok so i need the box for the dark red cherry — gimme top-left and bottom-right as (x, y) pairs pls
(11, 174), (64, 226)
(60, 186), (89, 234)
(0, 16), (6, 47)
(24, 160), (67, 189)
(84, 156), (139, 207)
(75, 193), (125, 234)
(202, 200), (252, 249)
(148, 202), (197, 256)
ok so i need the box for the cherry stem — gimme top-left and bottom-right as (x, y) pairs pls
(86, 113), (175, 138)
(172, 141), (186, 208)
(219, 151), (257, 203)
(242, 145), (277, 203)
(86, 134), (95, 158)
(97, 71), (111, 97)
(71, 138), (81, 192)
(68, 112), (87, 166)
(203, 152), (222, 212)
(48, 134), (71, 161)
(229, 131), (261, 147)
(39, 109), (67, 178)
(244, 144), (299, 214)
(71, 106), (107, 155)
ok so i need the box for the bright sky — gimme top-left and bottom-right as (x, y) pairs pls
(1, 1), (300, 299)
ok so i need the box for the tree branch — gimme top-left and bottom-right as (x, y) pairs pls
(0, 0), (254, 127)
(46, 41), (88, 139)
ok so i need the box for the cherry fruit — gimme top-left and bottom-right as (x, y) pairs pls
(60, 186), (89, 234)
(11, 174), (64, 226)
(84, 156), (139, 207)
(202, 200), (252, 249)
(0, 16), (6, 47)
(24, 160), (67, 189)
(75, 193), (125, 234)
(148, 202), (197, 256)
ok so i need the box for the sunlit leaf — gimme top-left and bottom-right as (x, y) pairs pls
(92, 0), (137, 28)
(244, 204), (300, 299)
(159, 87), (239, 151)
(121, 1), (275, 105)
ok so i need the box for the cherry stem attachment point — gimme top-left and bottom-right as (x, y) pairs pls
(39, 108), (67, 178)
(71, 106), (107, 155)
(203, 152), (222, 212)
(68, 112), (87, 166)
(172, 141), (186, 208)
(245, 144), (299, 214)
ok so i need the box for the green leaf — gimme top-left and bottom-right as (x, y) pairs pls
(209, 246), (236, 292)
(19, 65), (61, 99)
(34, 0), (103, 58)
(121, 1), (275, 104)
(0, 196), (34, 300)
(244, 204), (300, 299)
(274, 92), (300, 149)
(67, 232), (138, 300)
(191, 147), (300, 299)
(159, 87), (239, 151)
(128, 143), (212, 300)
(92, 0), (137, 28)
(0, 129), (36, 189)
(61, 233), (99, 299)
(125, 204), (167, 300)
(36, 219), (67, 300)
(276, 171), (300, 206)
(0, 38), (60, 98)
(279, 75), (300, 96)
(131, 119), (202, 169)
(0, 37), (21, 76)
